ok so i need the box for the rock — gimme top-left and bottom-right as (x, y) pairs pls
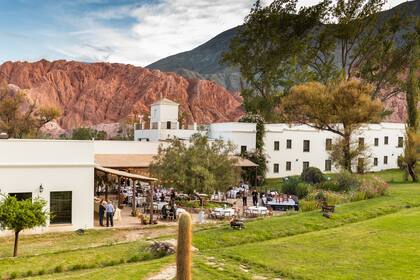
(0, 60), (244, 136)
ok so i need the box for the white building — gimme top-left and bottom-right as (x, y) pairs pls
(134, 98), (257, 154)
(265, 123), (405, 178)
(0, 139), (94, 234)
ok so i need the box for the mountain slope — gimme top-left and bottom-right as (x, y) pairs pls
(0, 60), (244, 132)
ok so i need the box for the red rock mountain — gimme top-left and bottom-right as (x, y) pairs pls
(0, 60), (244, 131)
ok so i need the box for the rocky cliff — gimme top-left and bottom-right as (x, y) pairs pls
(0, 60), (244, 133)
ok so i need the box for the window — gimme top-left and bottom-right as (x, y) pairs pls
(384, 156), (388, 165)
(374, 138), (379, 146)
(286, 139), (292, 149)
(398, 137), (404, 148)
(166, 121), (171, 129)
(273, 164), (279, 173)
(240, 146), (247, 154)
(325, 138), (332, 151)
(357, 158), (365, 174)
(303, 140), (310, 152)
(358, 137), (364, 149)
(274, 141), (280, 151)
(384, 136), (389, 145)
(373, 158), (378, 166)
(325, 160), (332, 172)
(286, 161), (291, 171)
(9, 192), (32, 201)
(50, 191), (72, 224)
(303, 161), (309, 170)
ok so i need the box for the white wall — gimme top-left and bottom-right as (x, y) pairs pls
(151, 104), (178, 123)
(209, 122), (257, 154)
(0, 140), (94, 233)
(265, 123), (405, 178)
(94, 140), (162, 154)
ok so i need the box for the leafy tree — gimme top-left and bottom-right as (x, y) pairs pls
(224, 0), (409, 119)
(71, 127), (107, 140)
(223, 0), (328, 121)
(150, 134), (239, 194)
(0, 85), (60, 138)
(400, 20), (420, 181)
(281, 79), (384, 171)
(239, 113), (267, 185)
(0, 195), (48, 257)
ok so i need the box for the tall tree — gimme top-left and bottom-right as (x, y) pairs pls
(150, 134), (239, 194)
(400, 19), (420, 181)
(281, 79), (384, 171)
(224, 0), (409, 119)
(0, 195), (48, 257)
(0, 85), (60, 138)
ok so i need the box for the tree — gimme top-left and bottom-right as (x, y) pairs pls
(224, 0), (409, 119)
(400, 19), (420, 181)
(281, 79), (384, 171)
(150, 134), (239, 194)
(239, 113), (267, 185)
(0, 195), (48, 257)
(0, 85), (60, 138)
(71, 127), (107, 140)
(223, 0), (328, 121)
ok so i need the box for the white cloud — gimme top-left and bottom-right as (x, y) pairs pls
(53, 0), (262, 66)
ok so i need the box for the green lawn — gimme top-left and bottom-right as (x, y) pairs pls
(1, 170), (420, 279)
(217, 207), (420, 279)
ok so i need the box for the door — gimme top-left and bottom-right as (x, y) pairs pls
(50, 191), (72, 224)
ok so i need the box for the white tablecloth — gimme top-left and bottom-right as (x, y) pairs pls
(212, 208), (235, 217)
(267, 199), (296, 206)
(248, 206), (268, 215)
(153, 202), (168, 210)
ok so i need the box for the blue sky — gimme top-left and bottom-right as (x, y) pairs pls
(0, 0), (407, 66)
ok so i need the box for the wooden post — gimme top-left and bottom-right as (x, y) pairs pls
(149, 183), (154, 224)
(132, 179), (137, 216)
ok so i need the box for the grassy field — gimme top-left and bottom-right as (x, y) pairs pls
(1, 169), (420, 279)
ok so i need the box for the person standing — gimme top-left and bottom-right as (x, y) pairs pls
(105, 200), (115, 227)
(242, 190), (247, 207)
(252, 189), (258, 206)
(98, 199), (106, 226)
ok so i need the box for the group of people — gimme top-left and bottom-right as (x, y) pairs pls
(98, 199), (116, 227)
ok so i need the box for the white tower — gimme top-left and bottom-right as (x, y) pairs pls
(150, 98), (179, 130)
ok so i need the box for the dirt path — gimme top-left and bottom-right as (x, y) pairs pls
(148, 265), (176, 280)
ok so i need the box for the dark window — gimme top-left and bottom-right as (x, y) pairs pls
(274, 141), (280, 151)
(358, 137), (364, 149)
(384, 156), (388, 165)
(398, 137), (403, 148)
(273, 164), (279, 173)
(50, 191), (72, 224)
(357, 158), (365, 174)
(166, 121), (171, 129)
(374, 158), (378, 166)
(303, 161), (309, 170)
(384, 136), (389, 145)
(374, 138), (379, 146)
(303, 140), (310, 152)
(325, 138), (332, 151)
(286, 161), (291, 171)
(286, 139), (292, 149)
(9, 192), (32, 201)
(325, 160), (332, 172)
(240, 145), (247, 154)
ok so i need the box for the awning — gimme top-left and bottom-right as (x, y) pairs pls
(95, 165), (157, 182)
(232, 156), (259, 167)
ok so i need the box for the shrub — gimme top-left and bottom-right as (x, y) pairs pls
(25, 270), (33, 277)
(317, 180), (339, 192)
(349, 191), (367, 202)
(149, 241), (175, 258)
(301, 167), (325, 184)
(358, 176), (389, 199)
(38, 269), (46, 276)
(9, 272), (17, 279)
(127, 255), (140, 263)
(281, 177), (311, 198)
(334, 171), (361, 192)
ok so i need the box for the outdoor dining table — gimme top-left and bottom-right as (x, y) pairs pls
(212, 207), (235, 217)
(267, 199), (298, 211)
(248, 206), (268, 215)
(153, 202), (168, 211)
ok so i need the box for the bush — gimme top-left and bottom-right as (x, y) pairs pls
(301, 167), (325, 184)
(25, 270), (33, 277)
(54, 265), (63, 273)
(300, 200), (319, 212)
(9, 272), (17, 279)
(334, 171), (361, 192)
(38, 269), (46, 276)
(282, 177), (311, 198)
(317, 180), (339, 192)
(358, 176), (389, 199)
